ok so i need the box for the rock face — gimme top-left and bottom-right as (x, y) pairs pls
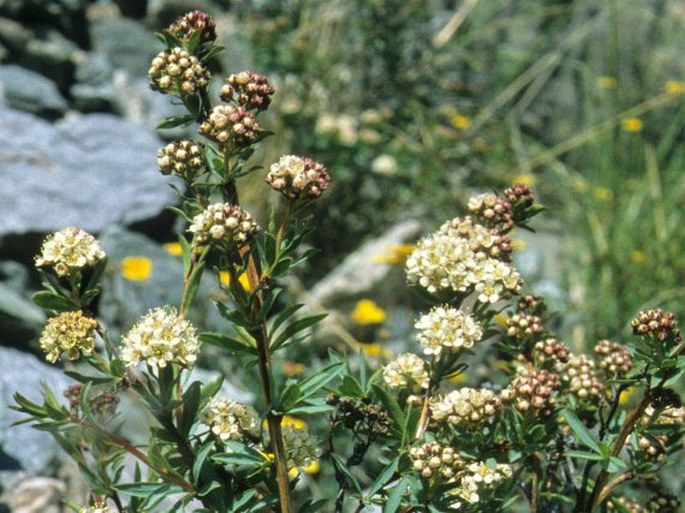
(0, 65), (68, 119)
(0, 347), (73, 479)
(0, 107), (177, 243)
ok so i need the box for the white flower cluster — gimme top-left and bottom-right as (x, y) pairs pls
(406, 216), (521, 302)
(199, 105), (260, 147)
(430, 388), (501, 428)
(35, 227), (106, 278)
(415, 306), (483, 356)
(409, 441), (464, 479)
(40, 310), (98, 363)
(382, 353), (429, 392)
(266, 155), (330, 200)
(282, 424), (320, 469)
(453, 461), (513, 506)
(202, 397), (260, 442)
(188, 202), (259, 248)
(558, 354), (604, 401)
(121, 307), (199, 369)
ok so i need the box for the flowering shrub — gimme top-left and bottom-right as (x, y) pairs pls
(13, 11), (684, 513)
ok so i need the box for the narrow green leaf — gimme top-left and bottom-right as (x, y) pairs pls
(271, 313), (327, 352)
(32, 291), (76, 312)
(156, 114), (195, 130)
(332, 454), (363, 496)
(367, 457), (399, 498)
(561, 408), (601, 453)
(372, 384), (405, 435)
(564, 450), (604, 461)
(278, 381), (302, 411)
(384, 477), (408, 513)
(299, 361), (344, 399)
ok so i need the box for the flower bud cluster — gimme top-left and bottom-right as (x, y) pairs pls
(506, 313), (545, 339)
(430, 388), (501, 428)
(631, 308), (681, 345)
(266, 155), (330, 200)
(40, 311), (98, 363)
(157, 140), (204, 178)
(148, 47), (210, 95)
(383, 353), (429, 392)
(36, 227), (106, 278)
(468, 192), (514, 230)
(282, 424), (320, 469)
(441, 216), (513, 261)
(501, 369), (561, 416)
(202, 396), (260, 442)
(415, 305), (483, 356)
(121, 306), (199, 369)
(517, 294), (546, 315)
(409, 441), (464, 479)
(646, 489), (681, 513)
(406, 216), (521, 301)
(534, 338), (570, 367)
(633, 404), (684, 461)
(594, 339), (632, 375)
(220, 71), (275, 111)
(188, 203), (259, 249)
(558, 354), (604, 401)
(503, 183), (534, 208)
(167, 10), (217, 43)
(331, 396), (391, 438)
(90, 392), (120, 418)
(200, 105), (260, 147)
(607, 497), (644, 513)
(80, 502), (110, 513)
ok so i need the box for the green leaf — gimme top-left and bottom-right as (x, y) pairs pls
(299, 361), (344, 400)
(384, 476), (409, 513)
(213, 442), (265, 467)
(32, 291), (76, 312)
(114, 482), (182, 498)
(156, 114), (196, 130)
(564, 450), (604, 461)
(181, 259), (205, 314)
(180, 381), (201, 437)
(339, 375), (364, 398)
(271, 313), (327, 352)
(200, 375), (224, 408)
(299, 499), (329, 513)
(278, 381), (302, 411)
(561, 408), (601, 454)
(200, 332), (256, 355)
(231, 489), (259, 511)
(269, 303), (304, 337)
(332, 454), (363, 496)
(62, 370), (113, 385)
(287, 403), (335, 415)
(367, 457), (400, 498)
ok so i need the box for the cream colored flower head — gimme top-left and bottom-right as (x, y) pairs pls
(430, 388), (501, 428)
(415, 306), (483, 355)
(202, 396), (260, 442)
(383, 353), (429, 392)
(282, 424), (320, 469)
(79, 502), (111, 513)
(405, 216), (521, 302)
(40, 310), (98, 363)
(266, 155), (330, 200)
(35, 227), (106, 278)
(121, 306), (199, 369)
(188, 202), (259, 249)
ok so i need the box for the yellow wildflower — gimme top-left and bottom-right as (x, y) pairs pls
(493, 313), (509, 328)
(511, 239), (526, 251)
(372, 244), (416, 264)
(451, 115), (471, 129)
(303, 459), (320, 475)
(448, 372), (467, 385)
(598, 76), (617, 89)
(630, 250), (646, 264)
(219, 270), (252, 291)
(163, 242), (183, 257)
(620, 117), (643, 133)
(351, 299), (386, 324)
(512, 173), (537, 186)
(121, 256), (153, 281)
(593, 187), (613, 201)
(619, 386), (637, 406)
(665, 80), (685, 95)
(281, 416), (307, 430)
(355, 342), (393, 360)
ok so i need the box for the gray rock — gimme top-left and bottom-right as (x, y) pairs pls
(70, 51), (115, 112)
(0, 282), (45, 347)
(90, 14), (160, 78)
(22, 28), (79, 92)
(0, 0), (89, 48)
(0, 347), (73, 477)
(0, 475), (65, 513)
(0, 17), (31, 55)
(0, 65), (68, 119)
(309, 219), (422, 308)
(113, 0), (148, 19)
(0, 107), (177, 239)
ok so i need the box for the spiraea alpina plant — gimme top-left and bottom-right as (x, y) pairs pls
(11, 11), (684, 513)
